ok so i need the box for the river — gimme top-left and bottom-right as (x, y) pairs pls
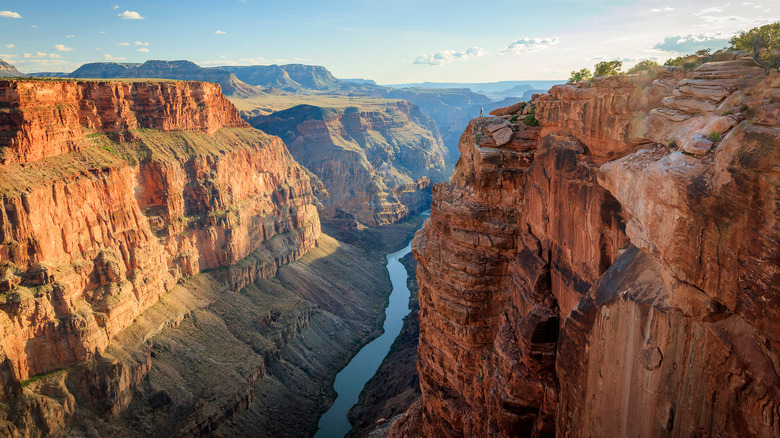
(314, 216), (425, 438)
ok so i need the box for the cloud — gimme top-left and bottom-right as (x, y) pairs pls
(23, 52), (61, 59)
(500, 37), (559, 55)
(4, 44), (13, 48)
(594, 55), (637, 62)
(215, 30), (227, 35)
(117, 10), (143, 19)
(650, 7), (674, 12)
(54, 44), (74, 52)
(117, 42), (130, 46)
(134, 41), (148, 46)
(113, 4), (120, 9)
(137, 48), (149, 53)
(0, 11), (22, 18)
(103, 54), (126, 61)
(66, 34), (75, 38)
(414, 47), (487, 66)
(654, 33), (732, 53)
(695, 6), (724, 15)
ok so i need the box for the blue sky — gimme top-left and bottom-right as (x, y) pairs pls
(1, 0), (778, 83)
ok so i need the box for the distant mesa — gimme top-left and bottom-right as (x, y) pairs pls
(29, 60), (264, 98)
(0, 59), (27, 78)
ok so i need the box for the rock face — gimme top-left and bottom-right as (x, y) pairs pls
(404, 60), (779, 437)
(0, 79), (319, 387)
(247, 101), (448, 226)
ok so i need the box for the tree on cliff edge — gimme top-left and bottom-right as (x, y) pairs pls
(730, 22), (780, 69)
(568, 68), (593, 83)
(593, 60), (623, 77)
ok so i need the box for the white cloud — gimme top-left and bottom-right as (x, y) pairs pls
(650, 7), (675, 12)
(134, 41), (149, 46)
(500, 37), (560, 55)
(137, 48), (149, 53)
(4, 44), (13, 48)
(54, 44), (74, 52)
(117, 42), (130, 46)
(695, 6), (724, 15)
(699, 15), (751, 24)
(66, 34), (75, 38)
(0, 11), (22, 18)
(215, 30), (227, 35)
(414, 47), (487, 66)
(30, 25), (37, 28)
(654, 33), (733, 52)
(103, 54), (126, 61)
(22, 52), (61, 59)
(113, 4), (120, 9)
(117, 10), (143, 19)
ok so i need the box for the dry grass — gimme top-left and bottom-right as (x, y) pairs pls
(0, 127), (270, 197)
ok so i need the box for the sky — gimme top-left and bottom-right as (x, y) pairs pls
(1, 0), (778, 84)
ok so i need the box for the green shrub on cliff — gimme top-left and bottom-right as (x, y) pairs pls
(626, 59), (658, 74)
(523, 105), (539, 126)
(593, 60), (622, 76)
(730, 21), (780, 69)
(568, 68), (593, 83)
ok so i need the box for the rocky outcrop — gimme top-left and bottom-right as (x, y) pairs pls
(0, 79), (248, 164)
(247, 101), (447, 226)
(404, 60), (779, 437)
(0, 79), (319, 388)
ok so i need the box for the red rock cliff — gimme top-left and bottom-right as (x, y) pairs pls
(0, 80), (247, 164)
(0, 79), (319, 385)
(402, 57), (779, 437)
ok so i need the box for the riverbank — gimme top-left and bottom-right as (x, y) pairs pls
(346, 250), (421, 438)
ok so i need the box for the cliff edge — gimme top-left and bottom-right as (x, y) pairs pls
(400, 56), (779, 437)
(0, 78), (319, 391)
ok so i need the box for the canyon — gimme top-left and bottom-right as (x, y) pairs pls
(246, 101), (447, 227)
(0, 78), (413, 437)
(398, 55), (779, 437)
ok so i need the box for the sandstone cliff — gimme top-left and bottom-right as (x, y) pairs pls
(402, 56), (779, 437)
(247, 101), (448, 227)
(0, 78), (318, 401)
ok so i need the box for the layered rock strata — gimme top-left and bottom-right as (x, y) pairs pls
(405, 59), (779, 437)
(246, 101), (447, 226)
(0, 79), (319, 387)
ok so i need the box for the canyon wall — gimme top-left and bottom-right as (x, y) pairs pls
(0, 79), (319, 387)
(246, 101), (447, 227)
(403, 57), (779, 437)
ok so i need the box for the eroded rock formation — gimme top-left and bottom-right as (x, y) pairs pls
(0, 79), (318, 388)
(403, 57), (779, 437)
(247, 101), (448, 226)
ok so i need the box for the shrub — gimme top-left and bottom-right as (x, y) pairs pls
(509, 114), (519, 123)
(523, 105), (539, 126)
(667, 139), (677, 148)
(730, 22), (780, 68)
(594, 60), (623, 77)
(568, 68), (593, 82)
(627, 59), (658, 74)
(708, 132), (721, 142)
